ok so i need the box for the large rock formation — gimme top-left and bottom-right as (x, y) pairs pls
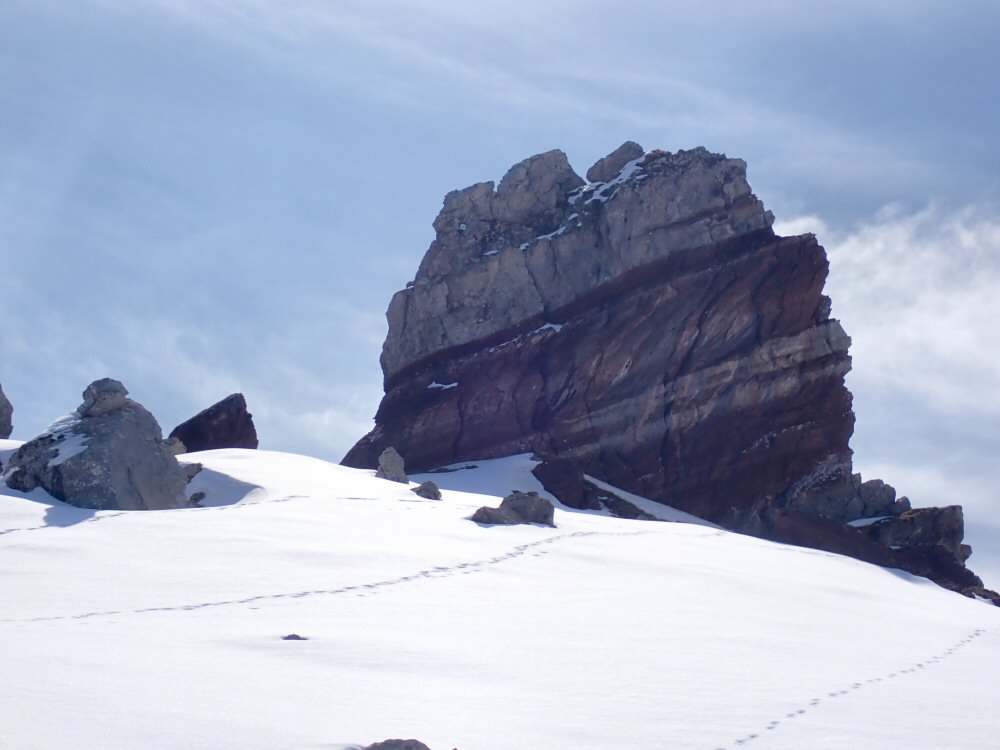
(344, 143), (991, 599)
(2, 378), (190, 510)
(0, 382), (12, 439)
(169, 393), (258, 452)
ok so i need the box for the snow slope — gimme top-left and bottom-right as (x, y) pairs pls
(1, 448), (998, 749)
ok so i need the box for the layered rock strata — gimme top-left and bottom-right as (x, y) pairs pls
(344, 143), (990, 599)
(3, 378), (190, 510)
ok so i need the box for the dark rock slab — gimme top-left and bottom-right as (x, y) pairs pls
(0, 382), (12, 439)
(472, 491), (554, 526)
(3, 378), (189, 510)
(169, 393), (258, 452)
(532, 459), (658, 519)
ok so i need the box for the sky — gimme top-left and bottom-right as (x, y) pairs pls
(1, 2), (998, 577)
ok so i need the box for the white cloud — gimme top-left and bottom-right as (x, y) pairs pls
(815, 205), (1000, 417)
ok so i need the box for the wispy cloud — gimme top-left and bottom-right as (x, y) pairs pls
(789, 206), (1000, 417)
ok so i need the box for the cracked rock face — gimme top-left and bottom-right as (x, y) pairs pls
(344, 142), (989, 599)
(0, 382), (12, 439)
(3, 378), (190, 510)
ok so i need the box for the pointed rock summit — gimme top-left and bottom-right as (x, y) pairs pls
(344, 142), (992, 600)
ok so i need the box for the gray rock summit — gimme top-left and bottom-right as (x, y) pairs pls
(0, 382), (12, 439)
(3, 378), (190, 510)
(377, 144), (773, 385)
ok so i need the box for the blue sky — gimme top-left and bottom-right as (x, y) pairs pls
(2, 1), (999, 577)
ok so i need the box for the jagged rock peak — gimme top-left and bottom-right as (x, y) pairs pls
(0, 381), (12, 439)
(381, 143), (775, 385)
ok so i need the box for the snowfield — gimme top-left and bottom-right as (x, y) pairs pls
(1, 446), (998, 749)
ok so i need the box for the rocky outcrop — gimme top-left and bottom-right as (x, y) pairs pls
(0, 382), (12, 439)
(471, 491), (555, 526)
(344, 143), (991, 600)
(2, 378), (190, 510)
(169, 393), (258, 452)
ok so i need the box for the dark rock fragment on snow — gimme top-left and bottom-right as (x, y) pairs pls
(169, 393), (258, 452)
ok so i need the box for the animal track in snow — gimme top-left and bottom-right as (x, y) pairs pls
(0, 529), (647, 624)
(715, 628), (988, 748)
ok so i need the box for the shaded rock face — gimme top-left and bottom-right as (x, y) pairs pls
(345, 143), (988, 599)
(0, 382), (12, 439)
(2, 379), (190, 510)
(169, 393), (258, 452)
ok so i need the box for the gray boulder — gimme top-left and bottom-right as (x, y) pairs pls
(471, 490), (555, 526)
(2, 378), (190, 510)
(0, 382), (12, 439)
(411, 480), (442, 500)
(362, 741), (432, 750)
(375, 447), (408, 484)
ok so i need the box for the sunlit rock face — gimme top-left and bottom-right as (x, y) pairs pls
(345, 143), (993, 601)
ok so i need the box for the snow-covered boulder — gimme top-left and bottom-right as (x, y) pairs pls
(2, 378), (189, 510)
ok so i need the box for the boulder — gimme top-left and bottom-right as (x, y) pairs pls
(375, 447), (408, 484)
(169, 393), (258, 452)
(362, 741), (432, 750)
(471, 491), (555, 526)
(0, 381), (12, 439)
(411, 480), (442, 500)
(2, 378), (190, 510)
